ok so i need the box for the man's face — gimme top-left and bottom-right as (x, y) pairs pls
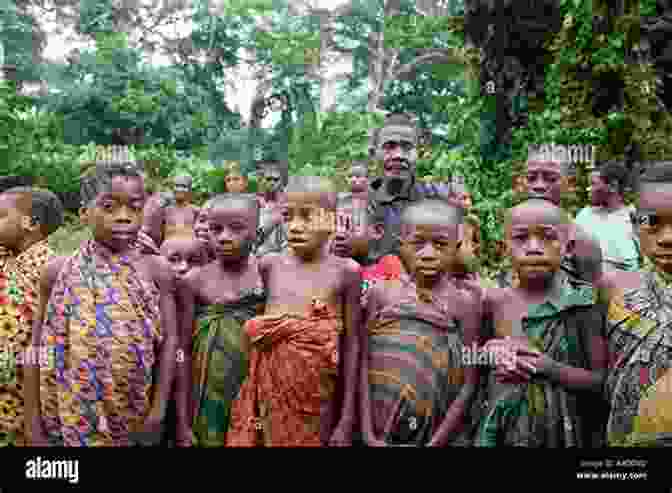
(506, 203), (568, 284)
(526, 160), (564, 205)
(589, 171), (611, 207)
(262, 168), (283, 194)
(638, 182), (672, 274)
(377, 125), (417, 181)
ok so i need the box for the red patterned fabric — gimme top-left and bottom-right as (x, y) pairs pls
(226, 300), (343, 446)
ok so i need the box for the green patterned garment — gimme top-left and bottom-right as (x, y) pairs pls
(605, 257), (672, 447)
(475, 272), (606, 447)
(192, 287), (266, 447)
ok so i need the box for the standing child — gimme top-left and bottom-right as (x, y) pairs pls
(160, 234), (210, 282)
(476, 198), (608, 447)
(360, 200), (483, 446)
(223, 161), (249, 194)
(24, 163), (181, 447)
(178, 194), (266, 447)
(0, 187), (63, 446)
(226, 177), (362, 446)
(193, 198), (216, 263)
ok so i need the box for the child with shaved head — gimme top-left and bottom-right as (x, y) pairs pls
(476, 198), (608, 447)
(226, 177), (362, 446)
(178, 194), (266, 446)
(360, 199), (483, 446)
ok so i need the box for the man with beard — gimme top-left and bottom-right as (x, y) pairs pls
(574, 160), (642, 273)
(368, 114), (450, 259)
(255, 160), (288, 256)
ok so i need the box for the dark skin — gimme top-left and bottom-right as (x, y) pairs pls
(0, 193), (47, 254)
(262, 192), (361, 445)
(177, 201), (263, 446)
(452, 222), (481, 276)
(225, 173), (248, 194)
(603, 181), (672, 296)
(257, 166), (286, 243)
(361, 211), (482, 447)
(23, 176), (182, 446)
(349, 165), (369, 201)
(484, 201), (608, 390)
(160, 235), (209, 281)
(331, 204), (384, 265)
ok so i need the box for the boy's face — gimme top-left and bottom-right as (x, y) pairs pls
(399, 220), (459, 287)
(225, 173), (248, 193)
(88, 176), (146, 251)
(349, 166), (368, 193)
(506, 203), (568, 284)
(637, 182), (672, 274)
(0, 194), (26, 250)
(284, 192), (334, 257)
(526, 160), (565, 205)
(161, 237), (208, 279)
(332, 205), (380, 260)
(207, 203), (257, 263)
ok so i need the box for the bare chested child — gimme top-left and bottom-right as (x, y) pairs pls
(360, 199), (483, 446)
(0, 187), (63, 446)
(226, 176), (362, 446)
(163, 175), (200, 241)
(177, 194), (265, 447)
(476, 198), (608, 447)
(348, 162), (369, 202)
(24, 163), (181, 447)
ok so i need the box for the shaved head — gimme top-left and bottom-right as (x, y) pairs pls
(401, 199), (464, 227)
(506, 198), (569, 228)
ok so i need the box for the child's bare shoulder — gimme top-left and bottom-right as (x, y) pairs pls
(333, 255), (360, 277)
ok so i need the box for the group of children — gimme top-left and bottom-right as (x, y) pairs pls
(1, 155), (672, 448)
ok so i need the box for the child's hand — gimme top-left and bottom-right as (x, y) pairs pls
(27, 417), (51, 446)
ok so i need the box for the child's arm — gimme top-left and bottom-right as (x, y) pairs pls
(359, 284), (387, 447)
(145, 258), (179, 427)
(428, 288), (483, 447)
(24, 256), (65, 445)
(516, 308), (608, 392)
(329, 260), (362, 446)
(174, 271), (197, 447)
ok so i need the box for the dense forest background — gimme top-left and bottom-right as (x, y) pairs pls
(0, 0), (669, 272)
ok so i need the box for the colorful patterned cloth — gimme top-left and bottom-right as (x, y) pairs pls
(360, 255), (403, 307)
(475, 271), (605, 447)
(192, 286), (266, 447)
(365, 277), (474, 445)
(605, 257), (672, 446)
(39, 240), (163, 446)
(0, 240), (52, 447)
(226, 300), (343, 446)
